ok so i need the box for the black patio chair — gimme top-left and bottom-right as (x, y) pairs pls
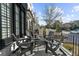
(11, 34), (33, 56)
(45, 32), (62, 55)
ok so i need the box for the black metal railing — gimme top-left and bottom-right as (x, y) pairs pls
(63, 33), (79, 56)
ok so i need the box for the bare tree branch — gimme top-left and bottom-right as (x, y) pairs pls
(42, 6), (63, 27)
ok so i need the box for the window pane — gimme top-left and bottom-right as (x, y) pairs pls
(1, 3), (11, 39)
(15, 5), (19, 35)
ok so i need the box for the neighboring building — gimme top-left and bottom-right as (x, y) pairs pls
(32, 12), (40, 36)
(26, 3), (33, 36)
(39, 26), (47, 36)
(0, 3), (27, 55)
(26, 4), (40, 37)
(39, 27), (44, 36)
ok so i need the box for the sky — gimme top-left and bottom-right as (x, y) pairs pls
(32, 3), (79, 25)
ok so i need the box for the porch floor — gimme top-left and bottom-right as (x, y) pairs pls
(10, 45), (65, 56)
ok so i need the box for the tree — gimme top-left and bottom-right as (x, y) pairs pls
(43, 27), (46, 38)
(43, 6), (63, 28)
(55, 20), (62, 32)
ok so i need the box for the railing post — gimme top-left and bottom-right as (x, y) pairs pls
(72, 35), (74, 56)
(76, 33), (78, 56)
(77, 33), (79, 56)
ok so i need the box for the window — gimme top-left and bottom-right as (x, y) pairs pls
(1, 3), (11, 39)
(15, 5), (20, 35)
(21, 11), (24, 35)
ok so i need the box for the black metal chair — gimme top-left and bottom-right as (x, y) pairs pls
(11, 34), (33, 56)
(44, 32), (63, 55)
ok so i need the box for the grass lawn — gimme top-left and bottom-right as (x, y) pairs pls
(63, 42), (79, 56)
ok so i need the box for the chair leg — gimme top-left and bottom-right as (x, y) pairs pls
(30, 43), (33, 54)
(45, 42), (48, 53)
(18, 47), (22, 56)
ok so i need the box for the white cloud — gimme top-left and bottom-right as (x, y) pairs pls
(71, 14), (74, 17)
(32, 4), (34, 9)
(37, 11), (43, 19)
(62, 16), (72, 23)
(66, 14), (74, 17)
(38, 12), (42, 16)
(38, 20), (46, 26)
(66, 14), (70, 17)
(72, 5), (79, 12)
(72, 10), (74, 12)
